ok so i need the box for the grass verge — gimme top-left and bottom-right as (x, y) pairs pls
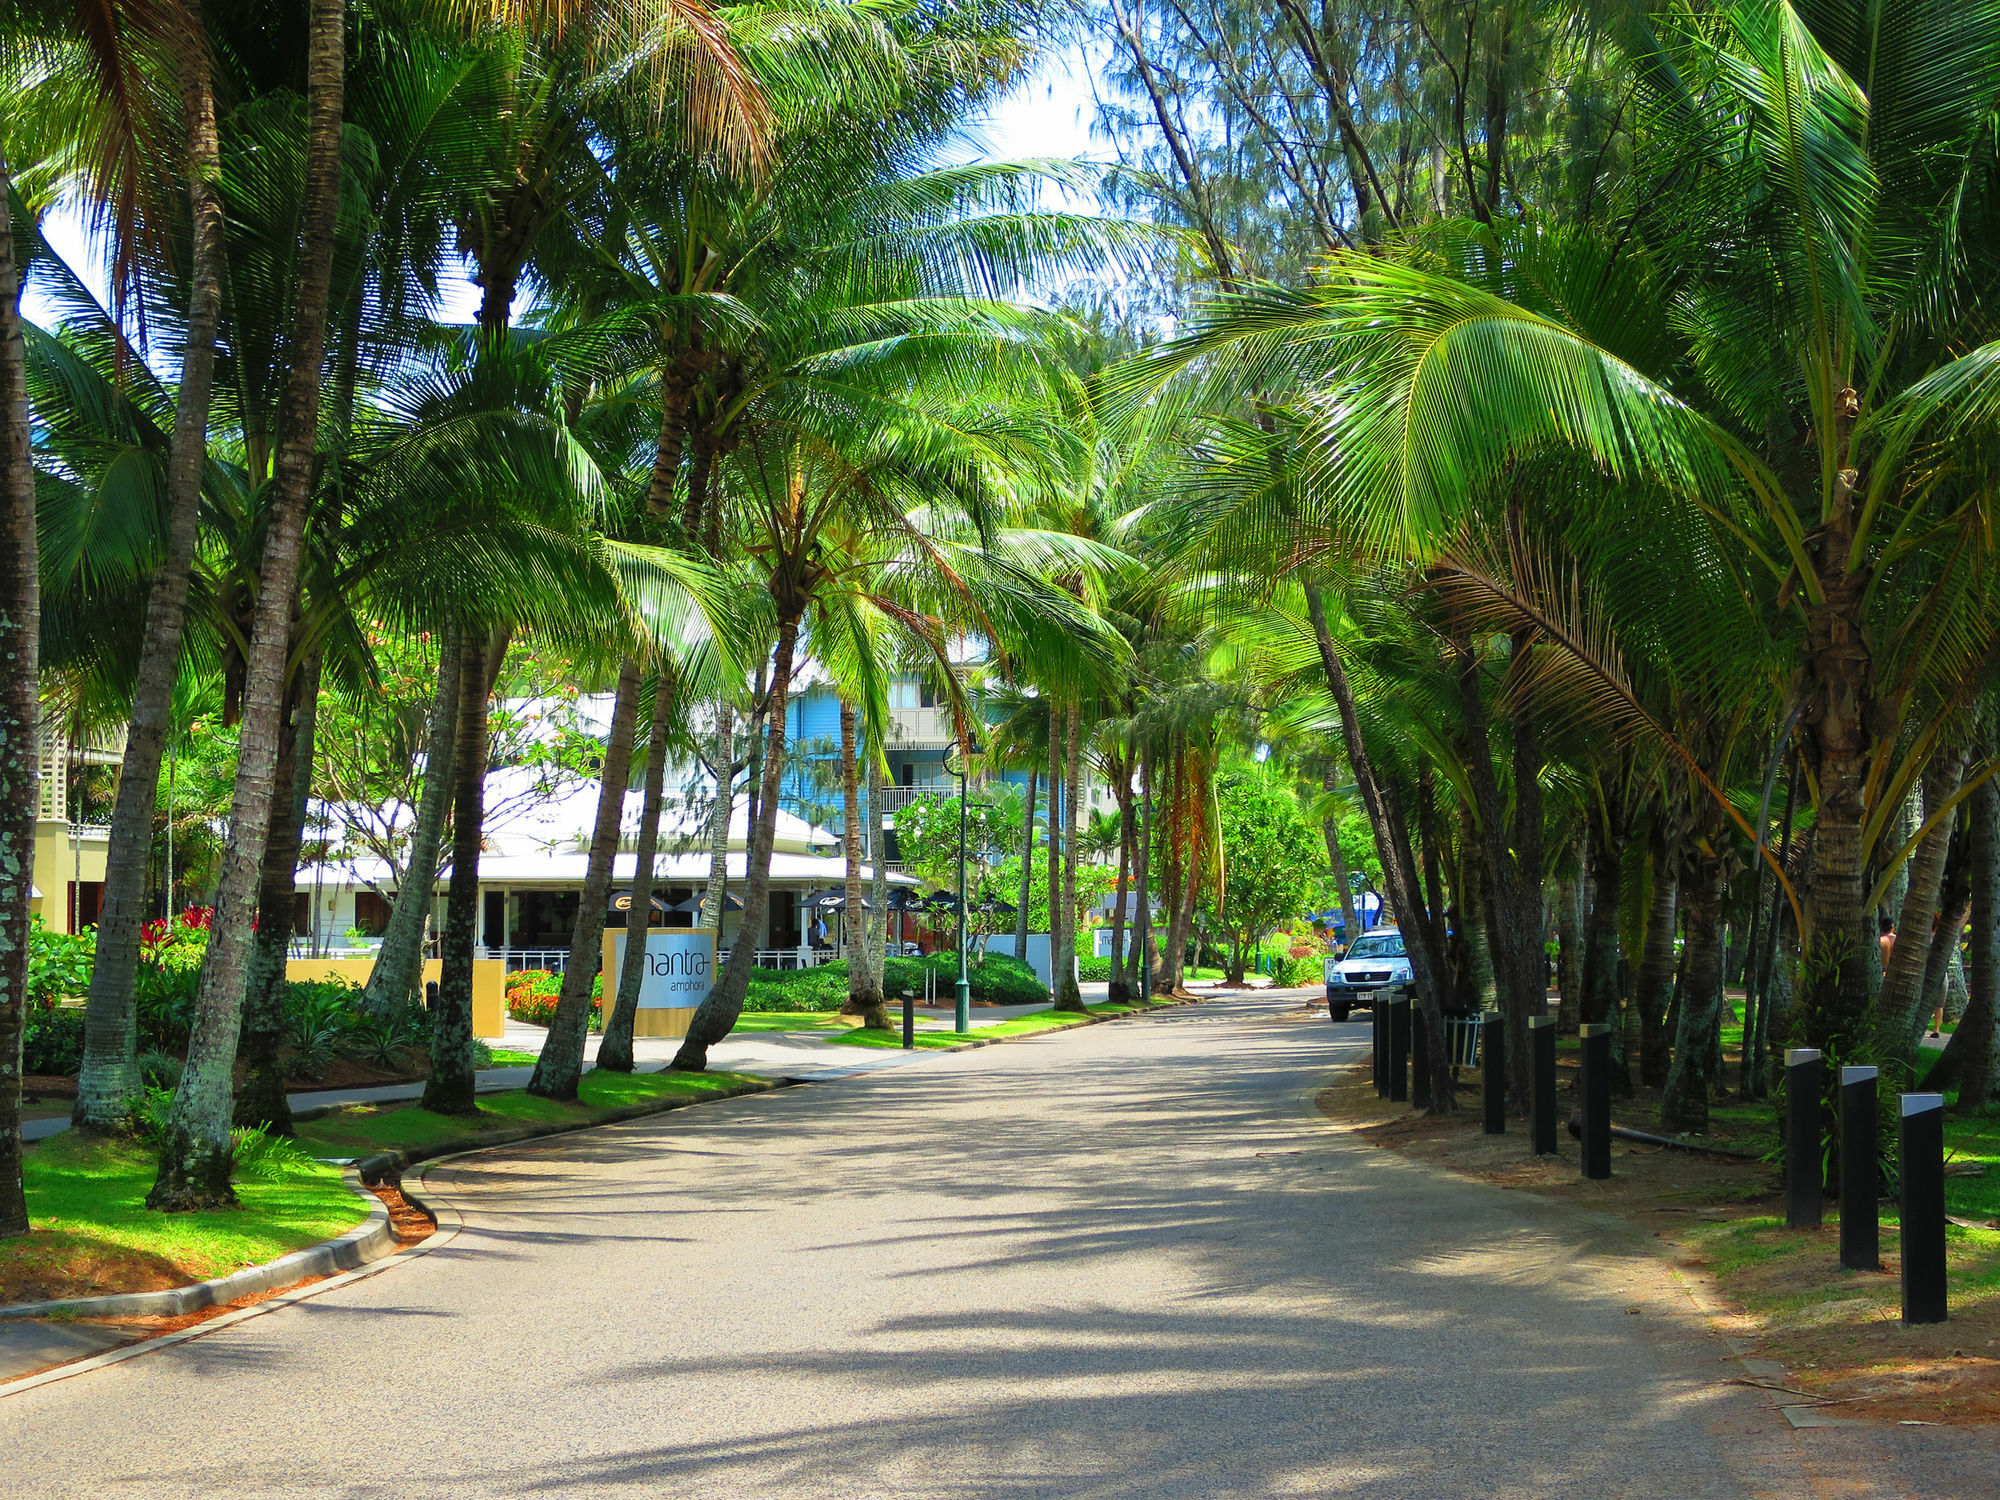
(293, 1066), (769, 1157)
(825, 999), (1180, 1050)
(729, 1012), (857, 1033)
(3, 1133), (367, 1306)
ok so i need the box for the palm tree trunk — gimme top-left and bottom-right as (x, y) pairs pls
(838, 700), (888, 1027)
(74, 34), (228, 1131)
(1107, 762), (1131, 1003)
(1874, 749), (1968, 1058)
(235, 656), (318, 1133)
(1046, 703), (1062, 990)
(1053, 702), (1087, 1011)
(1014, 768), (1037, 955)
(363, 635), (461, 1016)
(1939, 758), (1998, 1110)
(1322, 766), (1358, 942)
(600, 666), (675, 1071)
(1797, 554), (1876, 1053)
(1661, 847), (1727, 1134)
(1133, 742), (1153, 996)
(530, 659), (642, 1099)
(866, 749), (887, 991)
(1582, 819), (1632, 1094)
(0, 146), (41, 1237)
(672, 613), (801, 1069)
(1635, 835), (1679, 1089)
(1453, 636), (1543, 1081)
(422, 630), (505, 1114)
(1303, 584), (1451, 1109)
(149, 0), (345, 1209)
(697, 700), (735, 931)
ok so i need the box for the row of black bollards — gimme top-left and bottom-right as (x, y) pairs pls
(1784, 1048), (1948, 1325)
(1367, 1010), (1952, 1326)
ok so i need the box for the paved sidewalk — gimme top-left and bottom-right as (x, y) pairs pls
(7, 991), (1974, 1497)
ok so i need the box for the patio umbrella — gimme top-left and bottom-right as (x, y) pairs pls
(607, 889), (671, 915)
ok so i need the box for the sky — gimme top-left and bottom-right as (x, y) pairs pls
(24, 35), (1110, 331)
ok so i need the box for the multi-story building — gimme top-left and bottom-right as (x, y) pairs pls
(29, 719), (122, 935)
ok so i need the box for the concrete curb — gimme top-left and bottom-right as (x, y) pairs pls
(349, 1075), (783, 1186)
(0, 1170), (393, 1324)
(0, 1166), (467, 1401)
(813, 997), (1201, 1066)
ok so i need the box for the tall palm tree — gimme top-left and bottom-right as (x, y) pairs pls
(1120, 0), (2000, 1059)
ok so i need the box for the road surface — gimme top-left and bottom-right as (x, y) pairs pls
(2, 993), (1975, 1497)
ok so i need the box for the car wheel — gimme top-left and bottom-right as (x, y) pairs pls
(1330, 1004), (1351, 1023)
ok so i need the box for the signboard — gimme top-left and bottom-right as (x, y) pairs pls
(602, 929), (715, 1036)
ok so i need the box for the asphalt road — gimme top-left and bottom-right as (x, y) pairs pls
(0, 994), (1970, 1497)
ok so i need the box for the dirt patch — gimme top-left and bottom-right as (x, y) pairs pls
(1316, 1061), (2000, 1426)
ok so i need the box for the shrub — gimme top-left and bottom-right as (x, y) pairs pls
(1275, 953), (1324, 987)
(28, 921), (94, 1005)
(877, 952), (1049, 1006)
(745, 964), (850, 1012)
(23, 1002), (85, 1075)
(505, 969), (603, 1030)
(1077, 956), (1113, 983)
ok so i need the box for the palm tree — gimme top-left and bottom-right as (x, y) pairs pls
(0, 139), (38, 1237)
(1121, 0), (2000, 1061)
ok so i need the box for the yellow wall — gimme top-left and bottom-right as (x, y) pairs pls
(285, 956), (506, 1040)
(598, 930), (705, 1038)
(31, 822), (109, 934)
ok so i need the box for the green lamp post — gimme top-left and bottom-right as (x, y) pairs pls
(944, 736), (981, 1032)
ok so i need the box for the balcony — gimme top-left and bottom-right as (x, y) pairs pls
(886, 705), (956, 748)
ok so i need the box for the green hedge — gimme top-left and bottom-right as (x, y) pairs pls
(743, 954), (1050, 1012)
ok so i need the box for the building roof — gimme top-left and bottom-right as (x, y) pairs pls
(294, 849), (915, 891)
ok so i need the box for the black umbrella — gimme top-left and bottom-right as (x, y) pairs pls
(607, 889), (671, 915)
(972, 896), (1017, 917)
(805, 888), (873, 911)
(918, 891), (961, 915)
(885, 887), (922, 912)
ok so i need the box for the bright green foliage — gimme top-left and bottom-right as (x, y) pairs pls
(6, 1133), (366, 1295)
(1197, 764), (1331, 976)
(27, 921), (93, 1005)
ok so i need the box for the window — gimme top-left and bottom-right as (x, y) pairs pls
(889, 681), (918, 710)
(1345, 934), (1406, 959)
(919, 680), (937, 708)
(354, 891), (394, 935)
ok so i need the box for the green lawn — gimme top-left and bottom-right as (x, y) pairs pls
(826, 999), (1178, 1050)
(5, 1132), (368, 1303)
(484, 1048), (539, 1067)
(294, 1067), (768, 1156)
(729, 1012), (855, 1032)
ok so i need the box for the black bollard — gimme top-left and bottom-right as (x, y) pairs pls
(425, 980), (438, 1008)
(1481, 1011), (1505, 1135)
(1388, 996), (1410, 1104)
(1411, 1003), (1432, 1111)
(902, 989), (915, 1051)
(1529, 1015), (1558, 1156)
(1786, 1048), (1824, 1229)
(1839, 1065), (1880, 1271)
(1373, 1001), (1387, 1097)
(1900, 1093), (1948, 1325)
(1579, 1023), (1612, 1180)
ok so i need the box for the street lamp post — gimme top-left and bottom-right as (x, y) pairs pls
(944, 738), (980, 1032)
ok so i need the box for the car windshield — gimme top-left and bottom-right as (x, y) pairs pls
(1345, 935), (1406, 959)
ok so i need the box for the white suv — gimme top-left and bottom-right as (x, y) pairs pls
(1323, 927), (1413, 1022)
